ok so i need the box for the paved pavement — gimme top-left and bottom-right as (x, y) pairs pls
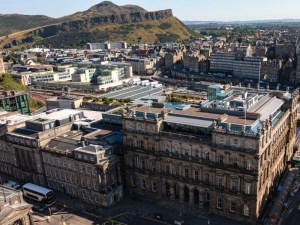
(32, 207), (103, 225)
(54, 191), (248, 225)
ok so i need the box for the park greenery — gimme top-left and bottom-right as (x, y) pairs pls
(0, 73), (43, 111)
(83, 96), (131, 106)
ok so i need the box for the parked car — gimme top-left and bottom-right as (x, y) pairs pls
(32, 204), (47, 212)
(154, 213), (163, 220)
(3, 181), (22, 190)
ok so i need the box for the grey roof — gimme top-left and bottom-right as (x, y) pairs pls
(45, 137), (78, 153)
(165, 115), (213, 128)
(256, 97), (284, 121)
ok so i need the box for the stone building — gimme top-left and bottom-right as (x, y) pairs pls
(0, 109), (83, 187)
(41, 134), (123, 207)
(261, 60), (282, 83)
(122, 87), (298, 224)
(295, 44), (300, 85)
(275, 43), (295, 59)
(182, 52), (206, 73)
(0, 108), (124, 208)
(0, 185), (32, 225)
(164, 49), (183, 69)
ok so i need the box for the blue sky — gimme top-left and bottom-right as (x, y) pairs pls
(0, 0), (299, 21)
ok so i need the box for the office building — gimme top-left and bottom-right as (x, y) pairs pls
(210, 52), (262, 80)
(122, 87), (298, 224)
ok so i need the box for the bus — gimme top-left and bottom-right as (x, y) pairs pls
(22, 183), (55, 204)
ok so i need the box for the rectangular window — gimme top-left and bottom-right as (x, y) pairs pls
(131, 176), (136, 186)
(233, 157), (238, 167)
(165, 164), (170, 174)
(185, 168), (189, 179)
(219, 136), (224, 144)
(205, 152), (210, 161)
(204, 173), (210, 183)
(217, 197), (222, 209)
(246, 160), (252, 170)
(233, 139), (238, 146)
(230, 202), (236, 213)
(245, 183), (251, 194)
(174, 166), (179, 176)
(152, 163), (156, 173)
(194, 170), (199, 181)
(141, 178), (146, 189)
(141, 160), (145, 170)
(231, 180), (238, 191)
(218, 177), (223, 188)
(151, 182), (156, 192)
(130, 158), (135, 168)
(219, 155), (224, 165)
(244, 204), (250, 216)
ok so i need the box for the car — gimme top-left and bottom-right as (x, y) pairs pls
(3, 181), (22, 190)
(32, 204), (47, 212)
(154, 213), (163, 220)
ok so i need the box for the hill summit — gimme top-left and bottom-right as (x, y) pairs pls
(0, 1), (193, 49)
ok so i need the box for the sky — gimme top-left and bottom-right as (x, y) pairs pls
(0, 0), (300, 21)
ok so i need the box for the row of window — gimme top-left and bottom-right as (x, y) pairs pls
(43, 156), (98, 175)
(130, 177), (157, 192)
(0, 153), (16, 164)
(216, 197), (250, 216)
(130, 172), (252, 194)
(130, 158), (251, 191)
(47, 180), (101, 203)
(45, 168), (101, 191)
(130, 152), (253, 170)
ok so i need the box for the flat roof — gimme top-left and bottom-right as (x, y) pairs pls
(0, 114), (31, 126)
(130, 106), (257, 126)
(165, 114), (213, 128)
(256, 97), (284, 121)
(42, 109), (81, 120)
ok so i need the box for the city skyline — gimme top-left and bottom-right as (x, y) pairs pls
(0, 0), (300, 21)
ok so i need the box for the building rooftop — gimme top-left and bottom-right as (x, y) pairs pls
(0, 185), (17, 204)
(129, 87), (291, 135)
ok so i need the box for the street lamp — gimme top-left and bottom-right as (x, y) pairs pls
(48, 207), (52, 216)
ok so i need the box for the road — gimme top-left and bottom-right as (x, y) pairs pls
(280, 184), (300, 225)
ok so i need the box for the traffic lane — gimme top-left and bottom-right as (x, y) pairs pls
(281, 194), (300, 225)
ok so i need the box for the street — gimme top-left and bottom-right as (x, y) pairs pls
(280, 187), (300, 225)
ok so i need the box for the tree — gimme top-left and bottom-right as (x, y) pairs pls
(4, 55), (16, 64)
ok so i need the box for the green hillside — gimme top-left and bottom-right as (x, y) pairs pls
(0, 1), (194, 49)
